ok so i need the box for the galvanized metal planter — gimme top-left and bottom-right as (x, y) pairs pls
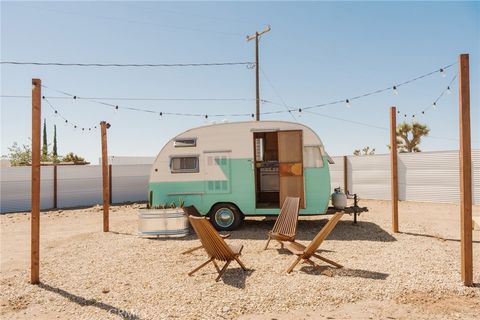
(138, 208), (189, 238)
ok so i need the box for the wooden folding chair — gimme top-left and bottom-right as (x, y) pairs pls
(181, 205), (230, 255)
(187, 216), (247, 282)
(285, 213), (344, 273)
(264, 197), (300, 250)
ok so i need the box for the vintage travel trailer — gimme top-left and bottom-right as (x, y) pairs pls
(148, 121), (333, 230)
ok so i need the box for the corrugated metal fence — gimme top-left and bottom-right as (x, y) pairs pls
(1, 165), (151, 213)
(330, 150), (480, 204)
(1, 150), (479, 213)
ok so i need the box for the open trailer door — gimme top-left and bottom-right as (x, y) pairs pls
(278, 130), (305, 208)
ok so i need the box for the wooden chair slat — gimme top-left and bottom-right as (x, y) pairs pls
(264, 197), (300, 250)
(285, 213), (344, 273)
(187, 216), (248, 281)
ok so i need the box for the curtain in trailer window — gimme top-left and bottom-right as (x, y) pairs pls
(171, 157), (199, 173)
(304, 146), (324, 168)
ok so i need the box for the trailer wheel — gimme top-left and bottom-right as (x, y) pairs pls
(209, 203), (242, 231)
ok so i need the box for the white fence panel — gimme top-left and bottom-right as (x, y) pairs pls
(0, 167), (54, 213)
(329, 156), (344, 192)
(111, 164), (151, 203)
(473, 150), (480, 205)
(1, 150), (478, 213)
(348, 154), (391, 200)
(398, 151), (460, 203)
(57, 165), (103, 208)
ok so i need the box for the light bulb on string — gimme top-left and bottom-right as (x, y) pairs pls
(345, 99), (351, 108)
(433, 102), (437, 110)
(159, 112), (163, 118)
(251, 113), (255, 119)
(440, 68), (446, 78)
(298, 108), (302, 118)
(54, 110), (58, 117)
(393, 86), (398, 95)
(446, 86), (452, 95)
(114, 105), (119, 114)
(64, 119), (68, 126)
(204, 114), (209, 124)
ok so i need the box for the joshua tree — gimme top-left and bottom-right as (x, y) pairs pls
(53, 125), (58, 161)
(353, 146), (375, 156)
(395, 122), (430, 153)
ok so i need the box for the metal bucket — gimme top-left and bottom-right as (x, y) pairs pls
(138, 208), (189, 238)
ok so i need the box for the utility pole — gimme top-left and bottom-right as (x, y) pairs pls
(247, 25), (271, 121)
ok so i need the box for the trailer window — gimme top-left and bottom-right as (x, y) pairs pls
(170, 157), (199, 173)
(174, 138), (197, 147)
(304, 146), (324, 168)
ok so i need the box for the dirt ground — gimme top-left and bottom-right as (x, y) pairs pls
(1, 200), (479, 320)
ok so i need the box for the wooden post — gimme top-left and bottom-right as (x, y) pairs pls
(459, 54), (472, 286)
(31, 78), (41, 284)
(109, 164), (112, 204)
(100, 121), (110, 232)
(343, 155), (348, 194)
(53, 165), (57, 209)
(390, 106), (399, 233)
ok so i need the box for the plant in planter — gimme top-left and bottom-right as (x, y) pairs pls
(138, 197), (188, 238)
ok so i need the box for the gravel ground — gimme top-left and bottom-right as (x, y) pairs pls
(1, 200), (479, 319)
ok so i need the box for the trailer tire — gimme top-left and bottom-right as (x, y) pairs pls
(209, 203), (242, 231)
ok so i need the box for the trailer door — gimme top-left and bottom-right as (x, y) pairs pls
(278, 130), (305, 208)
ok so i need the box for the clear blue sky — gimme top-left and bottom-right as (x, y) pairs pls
(1, 1), (479, 163)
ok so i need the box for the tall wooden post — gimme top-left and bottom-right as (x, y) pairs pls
(343, 155), (348, 194)
(390, 106), (399, 233)
(31, 78), (41, 284)
(459, 54), (472, 286)
(100, 121), (110, 232)
(247, 26), (270, 121)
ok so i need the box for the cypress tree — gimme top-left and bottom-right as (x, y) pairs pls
(42, 118), (48, 160)
(53, 125), (58, 158)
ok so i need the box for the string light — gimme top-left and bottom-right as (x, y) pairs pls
(447, 86), (451, 95)
(42, 96), (98, 133)
(432, 102), (437, 110)
(37, 61), (456, 123)
(298, 108), (302, 118)
(440, 68), (446, 78)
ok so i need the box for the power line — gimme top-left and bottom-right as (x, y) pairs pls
(0, 61), (254, 68)
(259, 67), (296, 121)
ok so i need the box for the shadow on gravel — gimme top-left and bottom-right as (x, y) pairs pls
(400, 231), (480, 244)
(221, 268), (255, 289)
(234, 218), (397, 242)
(38, 282), (142, 320)
(298, 266), (389, 280)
